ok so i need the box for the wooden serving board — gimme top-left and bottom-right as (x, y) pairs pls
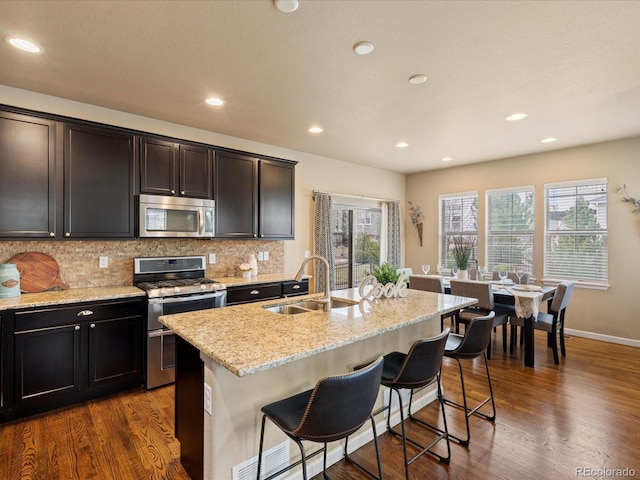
(8, 251), (70, 293)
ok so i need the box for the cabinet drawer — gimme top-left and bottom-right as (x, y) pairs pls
(226, 283), (282, 305)
(283, 279), (309, 296)
(14, 299), (142, 332)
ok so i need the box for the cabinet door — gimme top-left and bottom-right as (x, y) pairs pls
(88, 315), (142, 389)
(214, 151), (258, 238)
(226, 283), (283, 305)
(179, 144), (212, 198)
(0, 111), (59, 238)
(64, 124), (135, 238)
(140, 137), (178, 196)
(14, 323), (82, 407)
(259, 160), (295, 239)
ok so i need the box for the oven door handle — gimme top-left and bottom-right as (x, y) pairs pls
(148, 291), (227, 305)
(148, 328), (175, 338)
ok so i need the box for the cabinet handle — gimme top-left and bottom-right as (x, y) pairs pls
(253, 234), (257, 238)
(49, 232), (55, 237)
(181, 190), (185, 195)
(171, 189), (176, 194)
(77, 310), (94, 316)
(90, 323), (96, 329)
(292, 285), (300, 289)
(74, 325), (80, 331)
(64, 232), (71, 237)
(250, 290), (260, 295)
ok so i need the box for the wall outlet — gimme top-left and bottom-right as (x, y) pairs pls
(99, 256), (108, 268)
(204, 383), (212, 415)
(304, 250), (311, 258)
(263, 251), (269, 261)
(208, 253), (216, 264)
(257, 252), (264, 261)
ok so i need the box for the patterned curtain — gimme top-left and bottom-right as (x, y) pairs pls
(386, 201), (401, 267)
(313, 192), (336, 290)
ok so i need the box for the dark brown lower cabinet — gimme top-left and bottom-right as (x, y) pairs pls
(2, 298), (143, 422)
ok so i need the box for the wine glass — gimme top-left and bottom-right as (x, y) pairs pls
(515, 265), (524, 284)
(498, 270), (508, 284)
(421, 264), (430, 275)
(436, 263), (443, 275)
(452, 266), (459, 278)
(477, 265), (485, 281)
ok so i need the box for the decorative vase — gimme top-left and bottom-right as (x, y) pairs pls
(0, 263), (21, 298)
(242, 270), (251, 278)
(246, 253), (258, 277)
(458, 269), (469, 280)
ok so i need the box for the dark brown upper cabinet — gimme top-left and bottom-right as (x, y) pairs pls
(63, 123), (136, 238)
(0, 111), (59, 238)
(140, 137), (212, 199)
(214, 151), (295, 239)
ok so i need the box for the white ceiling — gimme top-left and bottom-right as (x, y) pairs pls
(2, 0), (640, 174)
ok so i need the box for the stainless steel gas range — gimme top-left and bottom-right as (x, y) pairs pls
(134, 256), (227, 389)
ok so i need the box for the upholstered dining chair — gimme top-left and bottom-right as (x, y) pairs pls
(409, 274), (454, 329)
(509, 281), (575, 364)
(256, 356), (385, 480)
(449, 279), (511, 359)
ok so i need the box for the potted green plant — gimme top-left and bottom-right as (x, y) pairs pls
(370, 262), (400, 285)
(450, 236), (474, 279)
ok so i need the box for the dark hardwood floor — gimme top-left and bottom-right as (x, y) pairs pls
(1, 331), (639, 480)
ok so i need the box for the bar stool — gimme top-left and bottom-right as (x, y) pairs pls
(256, 356), (384, 480)
(442, 312), (496, 445)
(375, 328), (451, 480)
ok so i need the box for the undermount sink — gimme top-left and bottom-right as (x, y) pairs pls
(263, 298), (357, 315)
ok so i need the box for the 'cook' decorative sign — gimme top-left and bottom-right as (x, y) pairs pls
(358, 272), (408, 299)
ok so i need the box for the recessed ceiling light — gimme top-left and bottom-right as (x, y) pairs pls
(408, 74), (427, 85)
(353, 41), (374, 55)
(441, 157), (453, 162)
(5, 37), (43, 53)
(205, 97), (224, 106)
(396, 142), (409, 148)
(541, 137), (557, 143)
(308, 126), (323, 134)
(505, 113), (528, 121)
(273, 0), (298, 13)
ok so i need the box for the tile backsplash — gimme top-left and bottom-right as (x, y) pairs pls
(0, 239), (284, 289)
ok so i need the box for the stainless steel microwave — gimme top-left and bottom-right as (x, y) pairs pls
(139, 194), (215, 238)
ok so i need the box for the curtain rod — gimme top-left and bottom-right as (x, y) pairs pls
(312, 189), (399, 203)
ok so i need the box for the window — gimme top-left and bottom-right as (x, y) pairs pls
(486, 186), (535, 275)
(544, 178), (608, 286)
(439, 192), (478, 269)
(331, 204), (382, 289)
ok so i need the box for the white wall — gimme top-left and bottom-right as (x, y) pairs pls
(406, 137), (640, 342)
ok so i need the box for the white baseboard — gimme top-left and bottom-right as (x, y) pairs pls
(564, 328), (640, 348)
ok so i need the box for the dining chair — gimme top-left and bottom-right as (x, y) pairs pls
(449, 279), (511, 359)
(375, 328), (451, 479)
(509, 281), (575, 364)
(256, 356), (385, 480)
(442, 312), (496, 445)
(409, 275), (455, 330)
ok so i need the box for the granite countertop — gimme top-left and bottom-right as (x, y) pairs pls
(0, 286), (146, 311)
(159, 288), (476, 377)
(217, 273), (310, 287)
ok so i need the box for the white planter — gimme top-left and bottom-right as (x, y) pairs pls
(457, 269), (469, 280)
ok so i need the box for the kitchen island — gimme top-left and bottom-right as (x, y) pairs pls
(159, 287), (476, 480)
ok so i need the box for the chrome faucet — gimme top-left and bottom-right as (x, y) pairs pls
(294, 255), (332, 312)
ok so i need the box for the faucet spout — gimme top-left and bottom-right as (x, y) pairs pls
(295, 255), (331, 311)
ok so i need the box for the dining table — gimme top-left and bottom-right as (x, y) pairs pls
(441, 278), (556, 367)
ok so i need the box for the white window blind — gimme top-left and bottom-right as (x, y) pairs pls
(486, 186), (535, 274)
(544, 178), (608, 286)
(439, 192), (478, 269)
